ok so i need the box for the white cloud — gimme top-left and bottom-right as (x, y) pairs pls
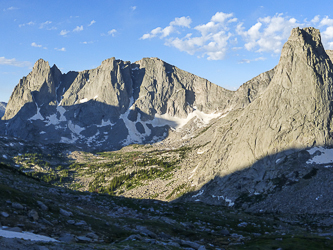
(140, 12), (333, 61)
(39, 21), (52, 29)
(211, 12), (234, 23)
(238, 57), (266, 64)
(0, 57), (31, 67)
(237, 14), (299, 53)
(88, 20), (96, 26)
(31, 42), (42, 48)
(140, 16), (192, 40)
(55, 47), (66, 52)
(107, 29), (117, 36)
(19, 21), (35, 28)
(73, 25), (83, 32)
(164, 12), (236, 60)
(131, 6), (136, 11)
(311, 15), (320, 24)
(81, 41), (94, 44)
(3, 6), (18, 11)
(319, 16), (333, 27)
(321, 26), (333, 49)
(170, 16), (192, 28)
(60, 30), (70, 36)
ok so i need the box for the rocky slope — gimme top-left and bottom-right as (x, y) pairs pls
(181, 27), (333, 213)
(1, 57), (237, 151)
(1, 52), (277, 151)
(1, 141), (333, 250)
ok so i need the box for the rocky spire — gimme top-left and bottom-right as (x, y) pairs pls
(2, 59), (61, 120)
(195, 27), (333, 184)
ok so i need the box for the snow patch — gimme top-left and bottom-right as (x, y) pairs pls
(97, 119), (115, 128)
(57, 106), (67, 121)
(192, 190), (204, 198)
(29, 98), (44, 121)
(306, 147), (333, 164)
(68, 121), (85, 135)
(120, 97), (152, 146)
(45, 106), (67, 126)
(214, 195), (235, 207)
(29, 107), (44, 121)
(40, 131), (46, 134)
(60, 135), (78, 144)
(2, 155), (7, 159)
(45, 114), (59, 126)
(151, 107), (221, 131)
(0, 229), (58, 242)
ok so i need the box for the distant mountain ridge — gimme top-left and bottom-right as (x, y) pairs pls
(0, 55), (272, 150)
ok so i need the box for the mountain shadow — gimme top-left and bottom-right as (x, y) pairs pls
(0, 99), (174, 152)
(176, 145), (333, 216)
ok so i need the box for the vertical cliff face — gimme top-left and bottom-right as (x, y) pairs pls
(185, 27), (333, 207)
(3, 59), (60, 120)
(2, 56), (243, 150)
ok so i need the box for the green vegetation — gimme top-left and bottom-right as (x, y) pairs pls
(13, 145), (196, 200)
(166, 183), (194, 199)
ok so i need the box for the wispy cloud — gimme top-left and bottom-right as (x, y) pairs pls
(55, 47), (66, 52)
(81, 41), (94, 44)
(0, 57), (31, 67)
(3, 6), (18, 11)
(102, 29), (117, 37)
(88, 20), (96, 26)
(131, 6), (137, 11)
(140, 12), (333, 61)
(141, 16), (192, 39)
(39, 21), (52, 29)
(19, 21), (35, 28)
(108, 29), (117, 36)
(73, 25), (83, 32)
(238, 57), (266, 64)
(31, 42), (42, 48)
(60, 30), (70, 36)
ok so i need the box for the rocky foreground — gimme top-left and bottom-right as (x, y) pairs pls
(1, 148), (333, 249)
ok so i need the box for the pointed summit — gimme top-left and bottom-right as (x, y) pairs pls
(193, 27), (333, 185)
(32, 58), (50, 73)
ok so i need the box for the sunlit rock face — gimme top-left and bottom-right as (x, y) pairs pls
(180, 27), (333, 213)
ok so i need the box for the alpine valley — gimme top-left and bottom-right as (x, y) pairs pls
(0, 27), (333, 249)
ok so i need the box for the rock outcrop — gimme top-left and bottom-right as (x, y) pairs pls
(184, 27), (333, 212)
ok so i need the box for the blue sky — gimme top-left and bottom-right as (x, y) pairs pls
(1, 0), (333, 102)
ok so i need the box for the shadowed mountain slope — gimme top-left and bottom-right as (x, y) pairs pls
(1, 55), (274, 151)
